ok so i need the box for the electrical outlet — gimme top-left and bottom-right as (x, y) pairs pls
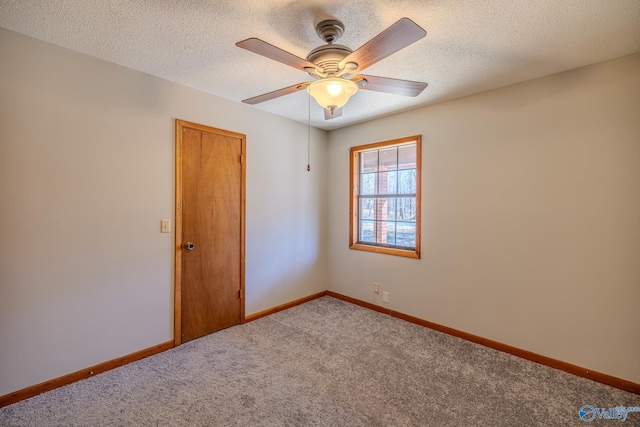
(373, 283), (380, 294)
(383, 291), (390, 303)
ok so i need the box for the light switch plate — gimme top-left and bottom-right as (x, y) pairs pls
(160, 219), (170, 233)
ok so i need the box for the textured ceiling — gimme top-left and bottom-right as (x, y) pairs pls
(1, 0), (639, 130)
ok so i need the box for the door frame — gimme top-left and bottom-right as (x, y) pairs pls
(174, 119), (246, 347)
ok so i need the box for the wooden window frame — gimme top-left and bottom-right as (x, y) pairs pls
(349, 135), (421, 259)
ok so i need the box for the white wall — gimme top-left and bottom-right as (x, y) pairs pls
(0, 28), (328, 396)
(327, 53), (640, 384)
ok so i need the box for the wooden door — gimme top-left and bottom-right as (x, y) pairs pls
(175, 120), (245, 344)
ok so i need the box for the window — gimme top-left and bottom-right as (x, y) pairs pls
(350, 136), (421, 258)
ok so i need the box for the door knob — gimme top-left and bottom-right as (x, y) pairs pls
(184, 242), (195, 251)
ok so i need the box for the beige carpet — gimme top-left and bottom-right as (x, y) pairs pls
(1, 296), (637, 426)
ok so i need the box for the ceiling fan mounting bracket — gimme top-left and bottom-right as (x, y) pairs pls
(354, 77), (368, 87)
(315, 19), (345, 44)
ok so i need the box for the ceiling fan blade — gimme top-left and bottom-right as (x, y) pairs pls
(236, 38), (318, 72)
(354, 75), (428, 97)
(241, 82), (310, 105)
(324, 107), (343, 120)
(339, 18), (426, 72)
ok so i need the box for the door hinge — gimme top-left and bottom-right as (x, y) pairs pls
(238, 289), (242, 299)
(239, 154), (243, 164)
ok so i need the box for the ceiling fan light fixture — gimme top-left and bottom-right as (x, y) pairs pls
(307, 77), (358, 110)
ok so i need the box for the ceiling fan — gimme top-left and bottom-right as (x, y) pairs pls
(236, 18), (428, 120)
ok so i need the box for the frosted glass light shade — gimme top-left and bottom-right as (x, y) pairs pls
(307, 78), (358, 109)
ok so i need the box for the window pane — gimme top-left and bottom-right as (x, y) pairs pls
(385, 198), (396, 220)
(375, 220), (392, 245)
(396, 197), (416, 222)
(379, 147), (398, 171)
(359, 198), (375, 220)
(359, 220), (375, 243)
(360, 173), (376, 195)
(380, 221), (397, 246)
(398, 169), (416, 194)
(361, 151), (378, 173)
(377, 171), (397, 194)
(376, 198), (389, 222)
(396, 222), (416, 248)
(398, 144), (416, 170)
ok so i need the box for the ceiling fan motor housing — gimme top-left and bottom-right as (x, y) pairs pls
(306, 44), (353, 77)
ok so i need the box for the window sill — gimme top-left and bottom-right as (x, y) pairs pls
(350, 243), (420, 259)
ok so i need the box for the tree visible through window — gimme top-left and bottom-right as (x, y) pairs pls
(350, 136), (421, 258)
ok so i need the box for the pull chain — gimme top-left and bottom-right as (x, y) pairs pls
(307, 93), (311, 172)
